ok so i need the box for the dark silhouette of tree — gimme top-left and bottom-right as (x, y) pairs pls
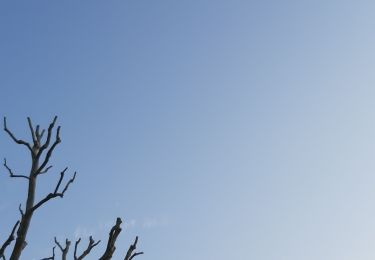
(0, 117), (143, 260)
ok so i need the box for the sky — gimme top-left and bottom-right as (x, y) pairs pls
(1, 1), (375, 259)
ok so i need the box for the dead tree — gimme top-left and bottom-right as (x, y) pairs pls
(0, 117), (143, 260)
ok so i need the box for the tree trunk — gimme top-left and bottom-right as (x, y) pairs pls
(9, 159), (39, 260)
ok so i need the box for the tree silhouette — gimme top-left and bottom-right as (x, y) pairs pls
(0, 117), (143, 260)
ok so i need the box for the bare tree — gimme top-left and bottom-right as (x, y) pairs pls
(0, 117), (143, 260)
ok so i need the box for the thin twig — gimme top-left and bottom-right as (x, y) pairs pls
(37, 125), (61, 174)
(18, 204), (24, 218)
(27, 117), (37, 145)
(3, 158), (29, 180)
(40, 246), (55, 260)
(3, 117), (32, 151)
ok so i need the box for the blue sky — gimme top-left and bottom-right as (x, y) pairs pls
(1, 1), (375, 259)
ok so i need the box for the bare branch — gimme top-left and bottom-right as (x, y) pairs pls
(31, 170), (76, 212)
(129, 252), (144, 260)
(3, 158), (29, 180)
(35, 125), (40, 138)
(3, 117), (32, 151)
(73, 238), (81, 260)
(99, 218), (123, 260)
(38, 128), (45, 141)
(37, 125), (61, 174)
(74, 236), (100, 260)
(27, 117), (37, 145)
(54, 238), (70, 260)
(40, 246), (55, 260)
(39, 165), (53, 175)
(38, 116), (57, 153)
(61, 171), (76, 194)
(0, 221), (20, 258)
(18, 204), (24, 218)
(35, 125), (42, 145)
(124, 236), (144, 260)
(53, 168), (67, 194)
(54, 238), (63, 252)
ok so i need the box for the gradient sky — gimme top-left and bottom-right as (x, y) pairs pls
(1, 1), (375, 259)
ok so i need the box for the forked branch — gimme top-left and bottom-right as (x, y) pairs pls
(54, 238), (70, 260)
(3, 117), (32, 151)
(0, 221), (20, 259)
(3, 159), (29, 180)
(74, 236), (100, 260)
(37, 125), (61, 174)
(124, 236), (144, 260)
(31, 169), (76, 212)
(37, 116), (57, 155)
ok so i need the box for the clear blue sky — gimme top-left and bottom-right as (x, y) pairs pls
(1, 1), (375, 259)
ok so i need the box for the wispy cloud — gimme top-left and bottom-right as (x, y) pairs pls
(124, 219), (137, 229)
(141, 216), (169, 229)
(73, 216), (168, 239)
(74, 226), (95, 239)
